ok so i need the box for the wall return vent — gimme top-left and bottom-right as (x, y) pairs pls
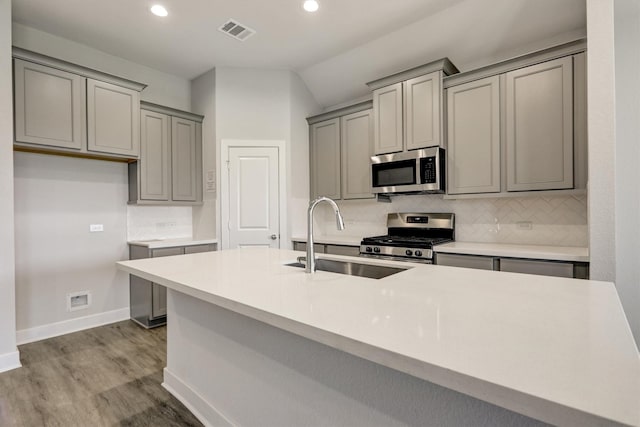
(218, 19), (256, 41)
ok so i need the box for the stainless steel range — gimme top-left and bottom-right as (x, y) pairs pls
(360, 213), (455, 264)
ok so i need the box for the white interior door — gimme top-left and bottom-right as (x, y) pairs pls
(227, 146), (280, 248)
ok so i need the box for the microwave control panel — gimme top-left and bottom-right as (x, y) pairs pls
(421, 157), (437, 184)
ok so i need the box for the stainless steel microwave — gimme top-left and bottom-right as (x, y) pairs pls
(371, 147), (445, 194)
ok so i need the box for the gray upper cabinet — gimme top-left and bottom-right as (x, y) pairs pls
(87, 79), (140, 157)
(12, 48), (146, 161)
(129, 102), (203, 205)
(341, 109), (374, 199)
(139, 110), (170, 201)
(446, 76), (501, 195)
(505, 56), (573, 191)
(308, 102), (374, 201)
(310, 118), (341, 199)
(444, 40), (587, 198)
(368, 59), (458, 155)
(372, 73), (443, 155)
(404, 71), (442, 151)
(171, 117), (200, 202)
(14, 59), (85, 150)
(372, 82), (403, 155)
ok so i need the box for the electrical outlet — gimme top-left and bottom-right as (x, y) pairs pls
(89, 224), (104, 232)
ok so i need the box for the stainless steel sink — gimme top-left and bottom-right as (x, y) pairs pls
(285, 259), (408, 279)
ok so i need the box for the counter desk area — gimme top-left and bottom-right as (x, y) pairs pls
(117, 248), (640, 427)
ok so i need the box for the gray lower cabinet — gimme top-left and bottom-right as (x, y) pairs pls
(129, 102), (203, 205)
(292, 241), (360, 257)
(435, 252), (588, 279)
(499, 258), (575, 278)
(129, 243), (216, 328)
(435, 253), (497, 270)
(293, 241), (326, 254)
(12, 49), (145, 160)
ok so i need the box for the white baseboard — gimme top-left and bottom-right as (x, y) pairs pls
(0, 350), (21, 373)
(162, 368), (233, 427)
(16, 307), (130, 345)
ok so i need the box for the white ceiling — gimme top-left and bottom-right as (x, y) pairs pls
(11, 0), (586, 108)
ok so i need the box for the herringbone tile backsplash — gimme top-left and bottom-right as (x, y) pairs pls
(315, 194), (588, 247)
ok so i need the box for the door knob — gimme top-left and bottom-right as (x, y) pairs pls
(270, 234), (278, 240)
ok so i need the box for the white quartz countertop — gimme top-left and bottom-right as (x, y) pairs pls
(434, 241), (589, 262)
(117, 248), (639, 427)
(291, 235), (363, 246)
(127, 238), (218, 249)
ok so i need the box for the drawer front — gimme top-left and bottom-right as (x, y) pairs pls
(151, 247), (184, 257)
(499, 258), (574, 278)
(184, 244), (216, 254)
(325, 245), (360, 257)
(436, 253), (496, 270)
(292, 242), (325, 253)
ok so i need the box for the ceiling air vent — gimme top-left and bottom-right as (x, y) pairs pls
(218, 19), (256, 41)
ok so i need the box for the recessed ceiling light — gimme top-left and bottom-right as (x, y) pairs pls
(150, 4), (168, 17)
(303, 0), (319, 12)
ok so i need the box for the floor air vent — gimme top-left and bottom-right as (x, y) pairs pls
(218, 19), (256, 41)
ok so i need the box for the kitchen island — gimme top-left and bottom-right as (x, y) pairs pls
(116, 248), (640, 427)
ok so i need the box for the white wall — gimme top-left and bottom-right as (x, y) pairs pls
(587, 0), (616, 282)
(14, 153), (129, 339)
(0, 0), (20, 372)
(289, 73), (322, 238)
(214, 68), (320, 247)
(613, 0), (640, 345)
(10, 24), (194, 340)
(191, 69), (217, 239)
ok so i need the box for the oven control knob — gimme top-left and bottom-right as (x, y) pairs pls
(366, 246), (373, 253)
(415, 250), (422, 257)
(373, 247), (380, 253)
(405, 249), (413, 256)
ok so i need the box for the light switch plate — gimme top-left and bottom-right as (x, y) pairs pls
(89, 224), (104, 232)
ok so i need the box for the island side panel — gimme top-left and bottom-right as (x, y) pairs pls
(163, 290), (550, 427)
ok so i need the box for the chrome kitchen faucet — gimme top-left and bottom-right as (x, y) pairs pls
(304, 197), (345, 273)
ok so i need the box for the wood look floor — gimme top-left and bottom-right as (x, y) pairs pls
(0, 321), (203, 427)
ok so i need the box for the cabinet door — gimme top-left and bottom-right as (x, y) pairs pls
(505, 57), (573, 191)
(447, 76), (501, 194)
(405, 71), (442, 150)
(14, 59), (84, 150)
(373, 82), (403, 154)
(310, 118), (341, 199)
(499, 258), (574, 278)
(139, 110), (170, 201)
(184, 244), (216, 254)
(172, 117), (199, 201)
(341, 109), (374, 199)
(87, 79), (140, 157)
(149, 246), (183, 319)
